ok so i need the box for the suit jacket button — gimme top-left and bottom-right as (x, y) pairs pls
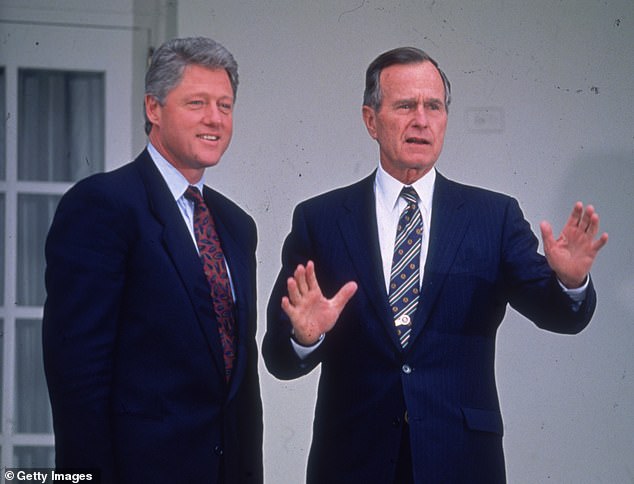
(214, 445), (224, 456)
(402, 364), (412, 374)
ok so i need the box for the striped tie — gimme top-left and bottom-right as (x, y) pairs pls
(388, 186), (422, 348)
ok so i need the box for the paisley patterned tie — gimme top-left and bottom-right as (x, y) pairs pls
(388, 186), (423, 348)
(185, 186), (235, 381)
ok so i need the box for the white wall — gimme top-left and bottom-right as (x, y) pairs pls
(178, 1), (634, 483)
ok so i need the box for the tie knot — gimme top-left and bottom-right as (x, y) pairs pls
(400, 186), (419, 205)
(185, 185), (204, 205)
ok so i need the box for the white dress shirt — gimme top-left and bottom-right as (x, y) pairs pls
(147, 143), (236, 298)
(375, 164), (435, 291)
(148, 143), (203, 249)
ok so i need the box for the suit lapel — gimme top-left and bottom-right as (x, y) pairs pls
(407, 173), (471, 348)
(337, 173), (404, 347)
(331, 171), (473, 351)
(136, 152), (227, 381)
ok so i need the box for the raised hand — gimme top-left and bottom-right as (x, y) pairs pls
(540, 202), (608, 288)
(281, 260), (358, 345)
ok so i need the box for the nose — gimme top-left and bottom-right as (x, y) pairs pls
(412, 104), (429, 127)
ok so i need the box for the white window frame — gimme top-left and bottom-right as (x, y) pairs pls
(0, 16), (149, 468)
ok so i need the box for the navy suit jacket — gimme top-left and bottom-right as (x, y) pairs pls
(263, 171), (596, 484)
(43, 150), (263, 483)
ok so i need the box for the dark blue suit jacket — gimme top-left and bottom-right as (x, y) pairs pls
(43, 150), (263, 483)
(263, 171), (595, 484)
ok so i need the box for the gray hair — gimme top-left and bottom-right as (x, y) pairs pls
(144, 37), (239, 134)
(363, 46), (451, 113)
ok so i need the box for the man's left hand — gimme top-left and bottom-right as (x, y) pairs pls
(540, 202), (608, 288)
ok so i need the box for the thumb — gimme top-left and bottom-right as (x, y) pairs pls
(540, 221), (554, 251)
(332, 281), (358, 311)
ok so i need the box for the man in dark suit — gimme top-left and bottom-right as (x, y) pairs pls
(43, 37), (263, 483)
(263, 47), (608, 483)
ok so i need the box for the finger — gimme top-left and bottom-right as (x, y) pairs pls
(305, 260), (319, 292)
(281, 297), (304, 330)
(294, 264), (309, 295)
(281, 295), (291, 312)
(540, 221), (555, 251)
(565, 201), (584, 228)
(331, 281), (358, 311)
(592, 232), (609, 252)
(286, 276), (301, 305)
(580, 204), (594, 232)
(586, 211), (600, 237)
(281, 296), (296, 319)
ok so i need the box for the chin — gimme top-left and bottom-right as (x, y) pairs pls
(196, 153), (224, 167)
(201, 160), (221, 169)
(402, 160), (434, 171)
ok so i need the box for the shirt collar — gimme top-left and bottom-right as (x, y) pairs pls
(147, 143), (204, 200)
(375, 163), (436, 213)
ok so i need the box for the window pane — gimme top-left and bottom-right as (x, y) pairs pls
(0, 68), (5, 179)
(15, 319), (52, 434)
(14, 446), (55, 467)
(18, 69), (104, 182)
(17, 194), (60, 306)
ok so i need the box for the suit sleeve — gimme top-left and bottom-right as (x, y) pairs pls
(263, 203), (325, 380)
(230, 214), (265, 483)
(42, 179), (130, 480)
(502, 197), (596, 333)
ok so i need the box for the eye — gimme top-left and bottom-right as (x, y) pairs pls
(218, 101), (233, 114)
(187, 99), (205, 108)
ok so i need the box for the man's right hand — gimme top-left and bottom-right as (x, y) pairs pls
(281, 260), (358, 345)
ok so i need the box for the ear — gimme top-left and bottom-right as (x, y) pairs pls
(362, 105), (378, 140)
(145, 94), (161, 127)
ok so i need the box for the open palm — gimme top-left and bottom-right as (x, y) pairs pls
(540, 202), (608, 288)
(281, 261), (358, 345)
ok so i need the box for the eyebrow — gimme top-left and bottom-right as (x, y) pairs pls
(392, 96), (445, 107)
(185, 90), (234, 99)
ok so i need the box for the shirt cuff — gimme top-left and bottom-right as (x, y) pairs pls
(291, 332), (325, 360)
(558, 275), (589, 309)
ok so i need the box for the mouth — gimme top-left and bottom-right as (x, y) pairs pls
(405, 137), (430, 145)
(198, 134), (220, 141)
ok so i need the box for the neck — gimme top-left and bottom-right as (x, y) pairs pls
(384, 165), (433, 185)
(147, 135), (205, 185)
